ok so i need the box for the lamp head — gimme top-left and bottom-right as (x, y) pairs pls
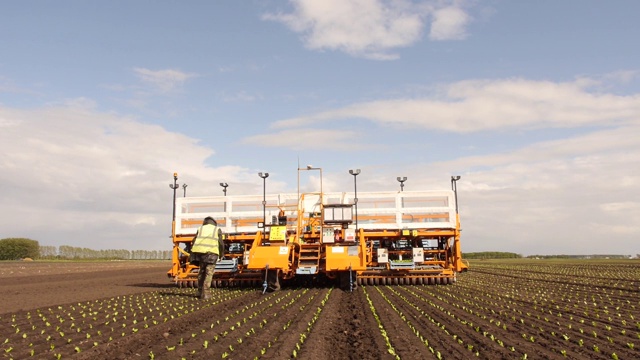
(451, 175), (461, 181)
(349, 169), (361, 176)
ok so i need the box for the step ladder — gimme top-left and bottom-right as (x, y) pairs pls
(296, 243), (320, 274)
(215, 258), (239, 272)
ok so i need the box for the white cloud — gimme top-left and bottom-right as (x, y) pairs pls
(264, 0), (472, 60)
(0, 116), (21, 127)
(272, 77), (640, 132)
(601, 70), (639, 84)
(0, 103), (254, 250)
(255, 75), (640, 255)
(429, 5), (470, 40)
(133, 67), (197, 93)
(600, 202), (639, 213)
(241, 128), (366, 151)
(323, 122), (638, 255)
(396, 124), (639, 255)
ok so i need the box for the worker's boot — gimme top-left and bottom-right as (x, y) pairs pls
(196, 270), (205, 298)
(200, 277), (211, 300)
(201, 284), (211, 300)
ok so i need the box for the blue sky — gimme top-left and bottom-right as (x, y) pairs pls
(1, 1), (639, 256)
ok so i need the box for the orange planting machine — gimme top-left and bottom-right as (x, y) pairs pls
(167, 170), (467, 291)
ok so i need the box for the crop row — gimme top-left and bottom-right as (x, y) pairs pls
(1, 260), (638, 359)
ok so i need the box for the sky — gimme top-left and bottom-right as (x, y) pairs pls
(1, 0), (639, 256)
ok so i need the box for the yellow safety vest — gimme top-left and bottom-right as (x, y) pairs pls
(191, 224), (220, 255)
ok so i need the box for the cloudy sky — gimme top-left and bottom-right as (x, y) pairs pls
(1, 1), (639, 256)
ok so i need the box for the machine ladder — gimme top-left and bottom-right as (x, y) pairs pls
(296, 243), (321, 274)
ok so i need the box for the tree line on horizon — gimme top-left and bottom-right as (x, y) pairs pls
(463, 251), (635, 259)
(3, 238), (635, 261)
(463, 251), (523, 259)
(0, 238), (170, 260)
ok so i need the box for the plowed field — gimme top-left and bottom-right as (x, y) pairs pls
(1, 259), (638, 359)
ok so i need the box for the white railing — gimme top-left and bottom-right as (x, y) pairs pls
(174, 190), (456, 235)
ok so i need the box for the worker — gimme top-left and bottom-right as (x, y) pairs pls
(190, 216), (224, 300)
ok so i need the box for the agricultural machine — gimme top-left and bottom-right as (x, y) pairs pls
(167, 169), (467, 291)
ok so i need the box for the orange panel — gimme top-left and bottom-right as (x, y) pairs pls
(246, 245), (292, 270)
(325, 245), (366, 271)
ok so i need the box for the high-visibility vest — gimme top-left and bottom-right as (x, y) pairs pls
(191, 224), (220, 255)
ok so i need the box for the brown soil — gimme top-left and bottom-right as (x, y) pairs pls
(0, 261), (171, 314)
(0, 260), (638, 360)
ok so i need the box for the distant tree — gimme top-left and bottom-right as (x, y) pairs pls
(39, 244), (166, 260)
(39, 245), (58, 258)
(0, 238), (40, 260)
(463, 251), (522, 259)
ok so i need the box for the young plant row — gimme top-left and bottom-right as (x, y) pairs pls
(0, 288), (247, 359)
(361, 286), (400, 359)
(438, 264), (639, 359)
(144, 287), (334, 360)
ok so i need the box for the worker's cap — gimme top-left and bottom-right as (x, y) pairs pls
(203, 216), (217, 225)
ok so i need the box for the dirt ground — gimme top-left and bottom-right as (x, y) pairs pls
(0, 260), (171, 314)
(0, 260), (638, 360)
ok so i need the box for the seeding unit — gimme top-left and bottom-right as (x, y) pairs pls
(167, 170), (467, 291)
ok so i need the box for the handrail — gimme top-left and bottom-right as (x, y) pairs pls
(174, 190), (456, 235)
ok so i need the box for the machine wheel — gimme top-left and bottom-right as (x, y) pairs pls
(410, 277), (417, 285)
(428, 277), (435, 285)
(393, 277), (399, 285)
(417, 277), (424, 285)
